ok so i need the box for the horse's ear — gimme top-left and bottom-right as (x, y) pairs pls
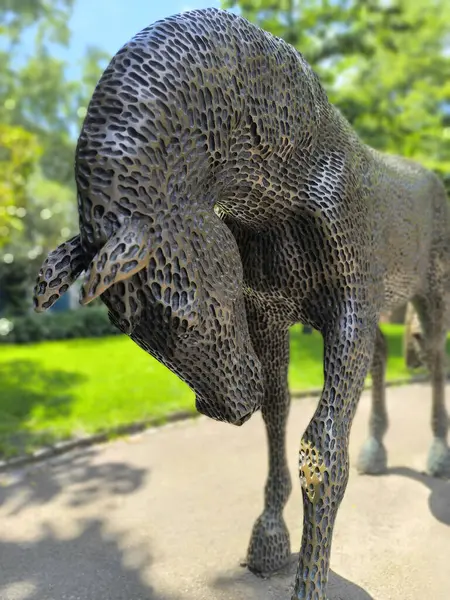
(34, 235), (88, 312)
(80, 223), (151, 305)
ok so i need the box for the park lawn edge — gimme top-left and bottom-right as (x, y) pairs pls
(0, 323), (433, 463)
(0, 372), (429, 473)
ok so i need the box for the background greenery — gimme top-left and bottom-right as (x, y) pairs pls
(0, 1), (448, 457)
(0, 0), (108, 312)
(1, 0), (449, 314)
(223, 0), (450, 191)
(0, 307), (119, 344)
(0, 324), (431, 458)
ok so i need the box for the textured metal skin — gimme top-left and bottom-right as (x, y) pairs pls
(33, 9), (450, 600)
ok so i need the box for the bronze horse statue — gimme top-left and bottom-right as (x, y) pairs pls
(33, 9), (450, 599)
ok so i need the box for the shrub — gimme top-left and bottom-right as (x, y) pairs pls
(0, 307), (120, 344)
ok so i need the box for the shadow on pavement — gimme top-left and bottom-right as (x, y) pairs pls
(0, 518), (174, 600)
(0, 449), (174, 600)
(387, 466), (450, 526)
(0, 448), (147, 516)
(213, 553), (375, 600)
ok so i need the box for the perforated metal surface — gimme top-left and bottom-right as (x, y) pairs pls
(33, 9), (450, 599)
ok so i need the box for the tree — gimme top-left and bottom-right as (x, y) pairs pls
(0, 0), (109, 313)
(0, 0), (74, 45)
(0, 0), (109, 248)
(0, 0), (109, 187)
(0, 124), (42, 247)
(222, 0), (450, 190)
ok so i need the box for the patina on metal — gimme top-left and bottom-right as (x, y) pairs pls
(33, 9), (450, 599)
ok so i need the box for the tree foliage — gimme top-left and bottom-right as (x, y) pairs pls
(222, 0), (450, 190)
(0, 1), (109, 228)
(0, 124), (42, 246)
(0, 0), (108, 313)
(0, 0), (109, 186)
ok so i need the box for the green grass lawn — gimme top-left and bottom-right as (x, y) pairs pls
(0, 324), (429, 458)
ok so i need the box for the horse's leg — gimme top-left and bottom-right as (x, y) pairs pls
(246, 318), (292, 573)
(357, 327), (389, 474)
(292, 310), (376, 600)
(413, 294), (450, 477)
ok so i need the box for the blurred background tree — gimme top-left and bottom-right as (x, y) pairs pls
(222, 0), (450, 191)
(1, 0), (449, 314)
(0, 0), (109, 314)
(0, 0), (448, 455)
(0, 124), (41, 246)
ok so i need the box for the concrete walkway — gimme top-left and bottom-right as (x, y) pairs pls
(0, 383), (449, 600)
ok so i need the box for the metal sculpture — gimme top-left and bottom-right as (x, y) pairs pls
(33, 9), (450, 599)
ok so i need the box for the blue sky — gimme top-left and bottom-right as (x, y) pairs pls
(66, 0), (224, 72)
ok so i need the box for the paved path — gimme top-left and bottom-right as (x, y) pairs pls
(0, 383), (449, 600)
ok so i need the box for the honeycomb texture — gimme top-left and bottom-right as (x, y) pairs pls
(33, 8), (450, 599)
